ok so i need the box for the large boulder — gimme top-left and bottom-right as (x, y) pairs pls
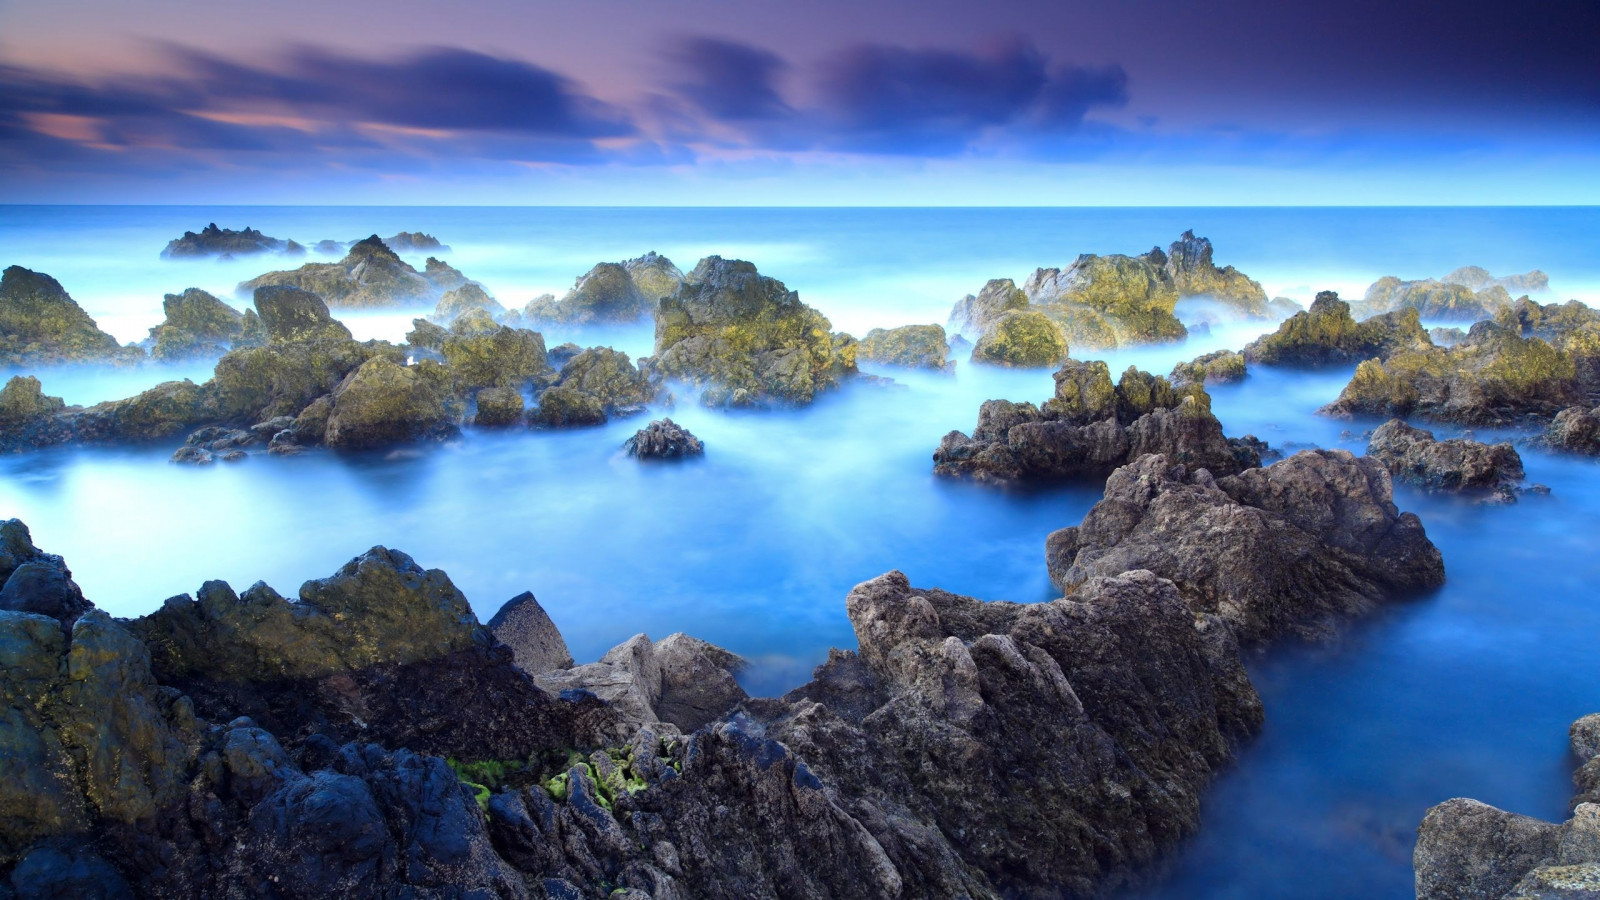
(970, 309), (1070, 368)
(1046, 451), (1445, 643)
(239, 236), (447, 309)
(1243, 290), (1430, 367)
(252, 285), (353, 344)
(323, 357), (458, 451)
(1024, 252), (1187, 345)
(0, 266), (141, 366)
(0, 376), (64, 427)
(1356, 276), (1513, 321)
(438, 313), (550, 393)
(649, 256), (857, 406)
(527, 385), (606, 428)
(471, 385), (525, 427)
(526, 262), (651, 325)
(858, 324), (952, 370)
(1366, 418), (1525, 496)
(431, 283), (504, 324)
(162, 223), (299, 258)
(622, 251), (685, 301)
(146, 288), (261, 360)
(948, 278), (1028, 337)
(934, 360), (1260, 484)
(1163, 230), (1270, 318)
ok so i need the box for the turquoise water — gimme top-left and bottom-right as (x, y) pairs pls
(2, 206), (1599, 897)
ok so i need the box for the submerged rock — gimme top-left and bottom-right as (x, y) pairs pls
(934, 359), (1261, 484)
(1366, 418), (1525, 497)
(649, 256), (857, 406)
(0, 266), (142, 366)
(1243, 290), (1430, 367)
(162, 223), (299, 258)
(239, 236), (456, 309)
(146, 288), (260, 360)
(1046, 451), (1445, 643)
(623, 417), (704, 459)
(858, 324), (952, 369)
(1170, 349), (1247, 388)
(1415, 714), (1600, 900)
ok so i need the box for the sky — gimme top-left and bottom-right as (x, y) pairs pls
(0, 0), (1597, 205)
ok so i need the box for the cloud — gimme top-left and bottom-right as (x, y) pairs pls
(667, 37), (790, 121)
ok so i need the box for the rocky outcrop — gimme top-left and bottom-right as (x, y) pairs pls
(527, 262), (650, 325)
(437, 310), (551, 394)
(488, 592), (573, 674)
(1170, 349), (1247, 388)
(550, 347), (656, 412)
(1323, 321), (1582, 426)
(238, 236), (461, 309)
(1414, 714), (1600, 900)
(383, 232), (447, 253)
(1023, 252), (1187, 346)
(623, 418), (704, 459)
(1, 377), (221, 454)
(0, 266), (142, 366)
(536, 632), (748, 733)
(146, 288), (262, 360)
(0, 376), (64, 431)
(323, 357), (458, 451)
(858, 324), (952, 369)
(1243, 290), (1430, 367)
(622, 251), (686, 301)
(162, 224), (301, 258)
(934, 359), (1262, 484)
(1268, 296), (1305, 319)
(1443, 265), (1550, 295)
(1163, 230), (1270, 318)
(431, 283), (505, 324)
(1045, 451), (1444, 643)
(1547, 405), (1600, 455)
(649, 256), (857, 407)
(970, 309), (1071, 367)
(1356, 276), (1514, 322)
(252, 285), (354, 344)
(471, 385), (525, 427)
(422, 256), (471, 292)
(1366, 418), (1525, 498)
(948, 278), (1028, 337)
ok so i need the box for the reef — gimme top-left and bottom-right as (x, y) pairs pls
(1414, 714), (1600, 900)
(0, 266), (144, 366)
(857, 324), (952, 370)
(1242, 290), (1430, 367)
(238, 236), (469, 309)
(1365, 418), (1526, 499)
(162, 224), (303, 259)
(933, 359), (1264, 484)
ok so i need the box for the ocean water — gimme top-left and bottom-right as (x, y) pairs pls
(2, 206), (1599, 898)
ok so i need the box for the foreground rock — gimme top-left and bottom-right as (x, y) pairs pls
(526, 253), (685, 325)
(649, 256), (857, 406)
(858, 323), (952, 369)
(0, 266), (142, 366)
(488, 592), (574, 674)
(1243, 290), (1430, 367)
(623, 417), (704, 458)
(145, 288), (264, 360)
(1366, 418), (1526, 499)
(934, 359), (1263, 484)
(1046, 451), (1445, 643)
(238, 235), (465, 309)
(162, 223), (302, 258)
(1414, 714), (1600, 900)
(536, 632), (748, 733)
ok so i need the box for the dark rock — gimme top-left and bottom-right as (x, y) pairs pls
(858, 324), (952, 370)
(0, 266), (142, 366)
(1243, 290), (1430, 367)
(9, 842), (134, 898)
(1046, 450), (1445, 643)
(1548, 406), (1600, 455)
(162, 223), (294, 258)
(1366, 418), (1525, 496)
(623, 418), (704, 459)
(488, 592), (573, 674)
(383, 232), (447, 253)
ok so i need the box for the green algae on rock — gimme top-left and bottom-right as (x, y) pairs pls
(858, 323), (952, 370)
(0, 266), (143, 366)
(145, 288), (261, 360)
(526, 252), (684, 325)
(970, 309), (1070, 368)
(1355, 276), (1514, 322)
(323, 357), (459, 450)
(1161, 230), (1271, 318)
(1243, 290), (1430, 367)
(238, 235), (462, 309)
(1170, 349), (1247, 388)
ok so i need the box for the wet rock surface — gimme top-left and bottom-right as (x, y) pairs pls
(623, 418), (704, 459)
(1366, 418), (1526, 497)
(0, 266), (143, 366)
(1243, 290), (1430, 367)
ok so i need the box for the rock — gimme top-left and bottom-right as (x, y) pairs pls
(0, 376), (64, 426)
(1164, 230), (1270, 318)
(323, 357), (457, 451)
(251, 285), (353, 344)
(472, 386), (525, 427)
(1170, 349), (1247, 388)
(1243, 291), (1430, 367)
(622, 251), (685, 301)
(0, 266), (142, 366)
(948, 278), (1029, 337)
(1431, 326), (1468, 347)
(1548, 406), (1600, 455)
(527, 262), (651, 325)
(552, 347), (657, 411)
(488, 592), (573, 674)
(146, 288), (257, 360)
(1047, 450), (1445, 643)
(383, 232), (447, 253)
(212, 337), (400, 424)
(858, 324), (952, 369)
(934, 360), (1259, 484)
(1023, 252), (1188, 345)
(239, 236), (449, 309)
(422, 256), (470, 292)
(547, 341), (583, 368)
(528, 385), (606, 428)
(1268, 296), (1305, 319)
(649, 256), (857, 406)
(1322, 321), (1582, 426)
(0, 520), (90, 627)
(536, 632), (747, 733)
(8, 842), (134, 898)
(1356, 276), (1514, 321)
(438, 315), (550, 393)
(405, 317), (448, 352)
(1443, 266), (1550, 295)
(431, 282), (505, 324)
(1366, 418), (1525, 496)
(162, 223), (297, 258)
(2, 376), (222, 454)
(623, 418), (704, 459)
(970, 309), (1070, 368)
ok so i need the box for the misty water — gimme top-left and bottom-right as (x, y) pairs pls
(3, 206), (1599, 898)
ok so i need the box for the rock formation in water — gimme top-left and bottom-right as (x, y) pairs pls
(647, 256), (857, 407)
(145, 288), (264, 360)
(1547, 405), (1600, 455)
(858, 324), (952, 369)
(0, 266), (144, 366)
(1365, 418), (1526, 499)
(1045, 451), (1445, 643)
(624, 418), (705, 459)
(1355, 276), (1515, 322)
(1269, 296), (1305, 319)
(162, 224), (303, 258)
(1414, 713), (1600, 900)
(437, 309), (552, 395)
(1242, 290), (1431, 367)
(934, 359), (1264, 484)
(525, 253), (686, 325)
(1162, 230), (1270, 319)
(383, 232), (448, 253)
(471, 386), (526, 427)
(238, 236), (467, 309)
(1323, 320), (1582, 426)
(1442, 265), (1550, 295)
(431, 283), (506, 325)
(1170, 349), (1247, 388)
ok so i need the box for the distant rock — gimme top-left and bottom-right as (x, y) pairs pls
(623, 418), (704, 459)
(1170, 349), (1246, 388)
(146, 288), (262, 360)
(431, 282), (505, 324)
(162, 223), (300, 258)
(421, 256), (471, 292)
(1441, 265), (1550, 295)
(383, 232), (448, 253)
(1366, 418), (1525, 498)
(858, 324), (952, 370)
(1022, 252), (1187, 346)
(238, 236), (462, 309)
(1268, 296), (1305, 319)
(1355, 276), (1513, 322)
(1243, 290), (1430, 367)
(0, 265), (143, 366)
(948, 278), (1028, 337)
(1429, 325), (1468, 347)
(487, 591), (573, 674)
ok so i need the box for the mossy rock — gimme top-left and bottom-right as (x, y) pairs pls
(1170, 350), (1247, 388)
(623, 252), (685, 302)
(238, 236), (439, 309)
(948, 279), (1028, 336)
(1041, 359), (1116, 423)
(147, 289), (249, 360)
(472, 386), (525, 427)
(433, 283), (504, 324)
(439, 320), (550, 393)
(1023, 254), (1187, 345)
(1244, 291), (1430, 367)
(529, 385), (607, 428)
(858, 324), (951, 369)
(554, 348), (657, 409)
(527, 262), (651, 325)
(211, 340), (401, 422)
(324, 357), (459, 450)
(252, 285), (354, 344)
(0, 266), (142, 366)
(0, 376), (65, 424)
(406, 318), (449, 352)
(1356, 276), (1512, 322)
(1164, 230), (1270, 318)
(970, 310), (1069, 368)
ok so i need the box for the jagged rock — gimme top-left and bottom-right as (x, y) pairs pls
(1046, 451), (1445, 643)
(528, 385), (606, 428)
(383, 232), (447, 253)
(0, 520), (90, 627)
(1242, 290), (1430, 367)
(1164, 230), (1269, 318)
(323, 357), (457, 451)
(858, 324), (952, 369)
(552, 347), (657, 411)
(1431, 326), (1468, 347)
(488, 592), (573, 674)
(1323, 321), (1581, 426)
(527, 262), (651, 325)
(421, 256), (470, 292)
(970, 309), (1069, 368)
(622, 251), (685, 301)
(251, 285), (353, 344)
(0, 266), (142, 366)
(934, 360), (1258, 484)
(623, 418), (704, 459)
(438, 313), (550, 393)
(146, 289), (258, 360)
(239, 236), (450, 309)
(472, 386), (525, 427)
(948, 279), (1029, 337)
(212, 334), (400, 425)
(162, 224), (298, 258)
(1356, 276), (1514, 321)
(1268, 296), (1305, 319)
(536, 632), (747, 733)
(431, 283), (505, 324)
(1366, 419), (1525, 497)
(1170, 349), (1247, 388)
(1548, 406), (1600, 455)
(1415, 714), (1600, 899)
(547, 341), (583, 368)
(649, 256), (857, 406)
(405, 317), (448, 352)
(1024, 252), (1188, 345)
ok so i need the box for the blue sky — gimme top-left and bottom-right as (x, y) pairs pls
(1, 0), (1597, 204)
